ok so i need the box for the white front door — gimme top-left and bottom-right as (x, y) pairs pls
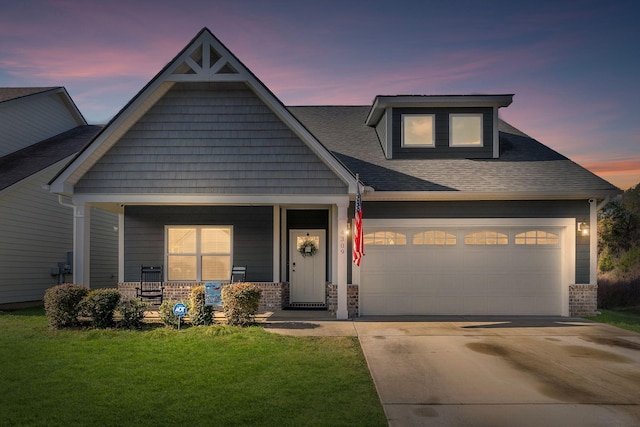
(289, 229), (326, 303)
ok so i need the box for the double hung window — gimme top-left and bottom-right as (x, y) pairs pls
(166, 226), (232, 281)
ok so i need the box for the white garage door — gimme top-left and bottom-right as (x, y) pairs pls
(360, 221), (567, 316)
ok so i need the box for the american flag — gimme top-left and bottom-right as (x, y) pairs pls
(353, 180), (364, 266)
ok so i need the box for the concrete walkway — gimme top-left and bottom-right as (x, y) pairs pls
(263, 314), (640, 427)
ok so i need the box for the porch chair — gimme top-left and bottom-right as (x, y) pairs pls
(136, 265), (164, 305)
(230, 265), (247, 283)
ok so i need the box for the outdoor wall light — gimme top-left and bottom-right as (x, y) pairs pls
(345, 222), (351, 236)
(577, 221), (589, 236)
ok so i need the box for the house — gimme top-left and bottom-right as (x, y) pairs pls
(48, 28), (619, 318)
(0, 87), (118, 306)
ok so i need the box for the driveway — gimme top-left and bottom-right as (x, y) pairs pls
(264, 314), (640, 426)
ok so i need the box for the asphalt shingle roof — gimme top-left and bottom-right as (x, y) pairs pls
(289, 106), (619, 196)
(0, 125), (102, 191)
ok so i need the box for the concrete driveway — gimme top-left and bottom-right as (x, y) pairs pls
(264, 314), (640, 426)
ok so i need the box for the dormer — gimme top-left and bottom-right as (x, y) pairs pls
(365, 94), (513, 159)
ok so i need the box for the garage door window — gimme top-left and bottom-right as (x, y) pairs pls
(464, 231), (508, 245)
(413, 231), (457, 245)
(364, 231), (406, 245)
(515, 230), (559, 245)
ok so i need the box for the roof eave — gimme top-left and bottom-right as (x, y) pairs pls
(365, 94), (514, 127)
(360, 189), (621, 202)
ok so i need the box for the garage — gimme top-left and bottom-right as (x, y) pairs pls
(359, 219), (574, 316)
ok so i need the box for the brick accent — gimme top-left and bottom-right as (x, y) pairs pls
(119, 282), (286, 311)
(326, 284), (359, 318)
(569, 284), (598, 317)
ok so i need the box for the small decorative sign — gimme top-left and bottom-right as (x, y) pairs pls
(173, 302), (188, 317)
(205, 281), (223, 306)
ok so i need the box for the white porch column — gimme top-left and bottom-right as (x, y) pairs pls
(336, 200), (349, 319)
(73, 203), (91, 287)
(273, 205), (280, 283)
(118, 208), (125, 283)
(589, 199), (598, 285)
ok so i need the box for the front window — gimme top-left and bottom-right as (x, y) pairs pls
(166, 226), (232, 281)
(450, 114), (483, 147)
(402, 114), (435, 147)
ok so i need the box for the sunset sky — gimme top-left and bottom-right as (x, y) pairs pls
(1, 0), (638, 190)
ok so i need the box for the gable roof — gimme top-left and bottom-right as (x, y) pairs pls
(0, 87), (59, 103)
(289, 106), (620, 200)
(0, 125), (102, 192)
(49, 28), (356, 195)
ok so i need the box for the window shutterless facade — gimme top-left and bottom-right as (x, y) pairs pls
(450, 113), (483, 147)
(166, 225), (232, 281)
(402, 114), (435, 147)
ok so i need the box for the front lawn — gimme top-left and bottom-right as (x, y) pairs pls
(586, 306), (640, 333)
(0, 308), (386, 426)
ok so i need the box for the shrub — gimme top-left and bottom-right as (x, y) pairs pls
(80, 289), (122, 329)
(117, 298), (148, 329)
(222, 283), (262, 326)
(599, 249), (615, 273)
(189, 285), (214, 326)
(158, 299), (189, 328)
(44, 284), (89, 328)
(598, 277), (640, 309)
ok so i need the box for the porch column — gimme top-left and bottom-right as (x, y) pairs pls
(336, 200), (349, 319)
(273, 205), (280, 283)
(73, 203), (91, 287)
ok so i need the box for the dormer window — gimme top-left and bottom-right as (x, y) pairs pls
(402, 114), (435, 147)
(450, 114), (483, 147)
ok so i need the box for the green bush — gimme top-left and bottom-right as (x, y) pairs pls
(618, 246), (640, 273)
(117, 298), (148, 329)
(222, 283), (262, 326)
(44, 284), (89, 329)
(599, 249), (615, 272)
(158, 300), (189, 328)
(80, 289), (122, 329)
(189, 285), (214, 326)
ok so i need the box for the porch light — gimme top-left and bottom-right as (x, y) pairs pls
(577, 221), (589, 236)
(345, 222), (351, 236)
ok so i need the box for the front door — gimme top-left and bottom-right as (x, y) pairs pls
(289, 229), (326, 303)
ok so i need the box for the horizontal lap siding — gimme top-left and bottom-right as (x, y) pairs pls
(75, 82), (346, 194)
(123, 206), (273, 282)
(0, 93), (80, 157)
(0, 164), (73, 303)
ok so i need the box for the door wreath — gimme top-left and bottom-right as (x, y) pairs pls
(298, 239), (318, 257)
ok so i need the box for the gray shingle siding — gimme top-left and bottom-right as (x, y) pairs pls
(75, 82), (347, 195)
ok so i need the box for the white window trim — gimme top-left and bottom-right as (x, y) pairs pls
(449, 113), (483, 147)
(401, 114), (436, 148)
(165, 225), (233, 282)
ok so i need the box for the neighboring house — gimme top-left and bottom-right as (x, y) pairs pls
(48, 28), (619, 318)
(0, 87), (117, 306)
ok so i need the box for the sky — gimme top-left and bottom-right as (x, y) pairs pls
(1, 0), (638, 190)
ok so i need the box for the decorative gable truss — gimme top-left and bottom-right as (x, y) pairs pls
(50, 28), (356, 196)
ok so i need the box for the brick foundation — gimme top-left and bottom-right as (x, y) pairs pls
(119, 282), (287, 311)
(569, 284), (598, 317)
(326, 284), (359, 318)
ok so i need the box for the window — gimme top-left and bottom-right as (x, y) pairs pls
(364, 231), (407, 246)
(450, 114), (482, 147)
(166, 226), (232, 281)
(515, 230), (559, 245)
(402, 114), (435, 147)
(413, 231), (457, 245)
(464, 231), (508, 245)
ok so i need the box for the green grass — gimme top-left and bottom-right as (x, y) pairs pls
(0, 308), (386, 427)
(587, 306), (640, 333)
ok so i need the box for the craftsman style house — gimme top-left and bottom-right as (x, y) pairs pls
(49, 28), (619, 318)
(0, 88), (117, 306)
